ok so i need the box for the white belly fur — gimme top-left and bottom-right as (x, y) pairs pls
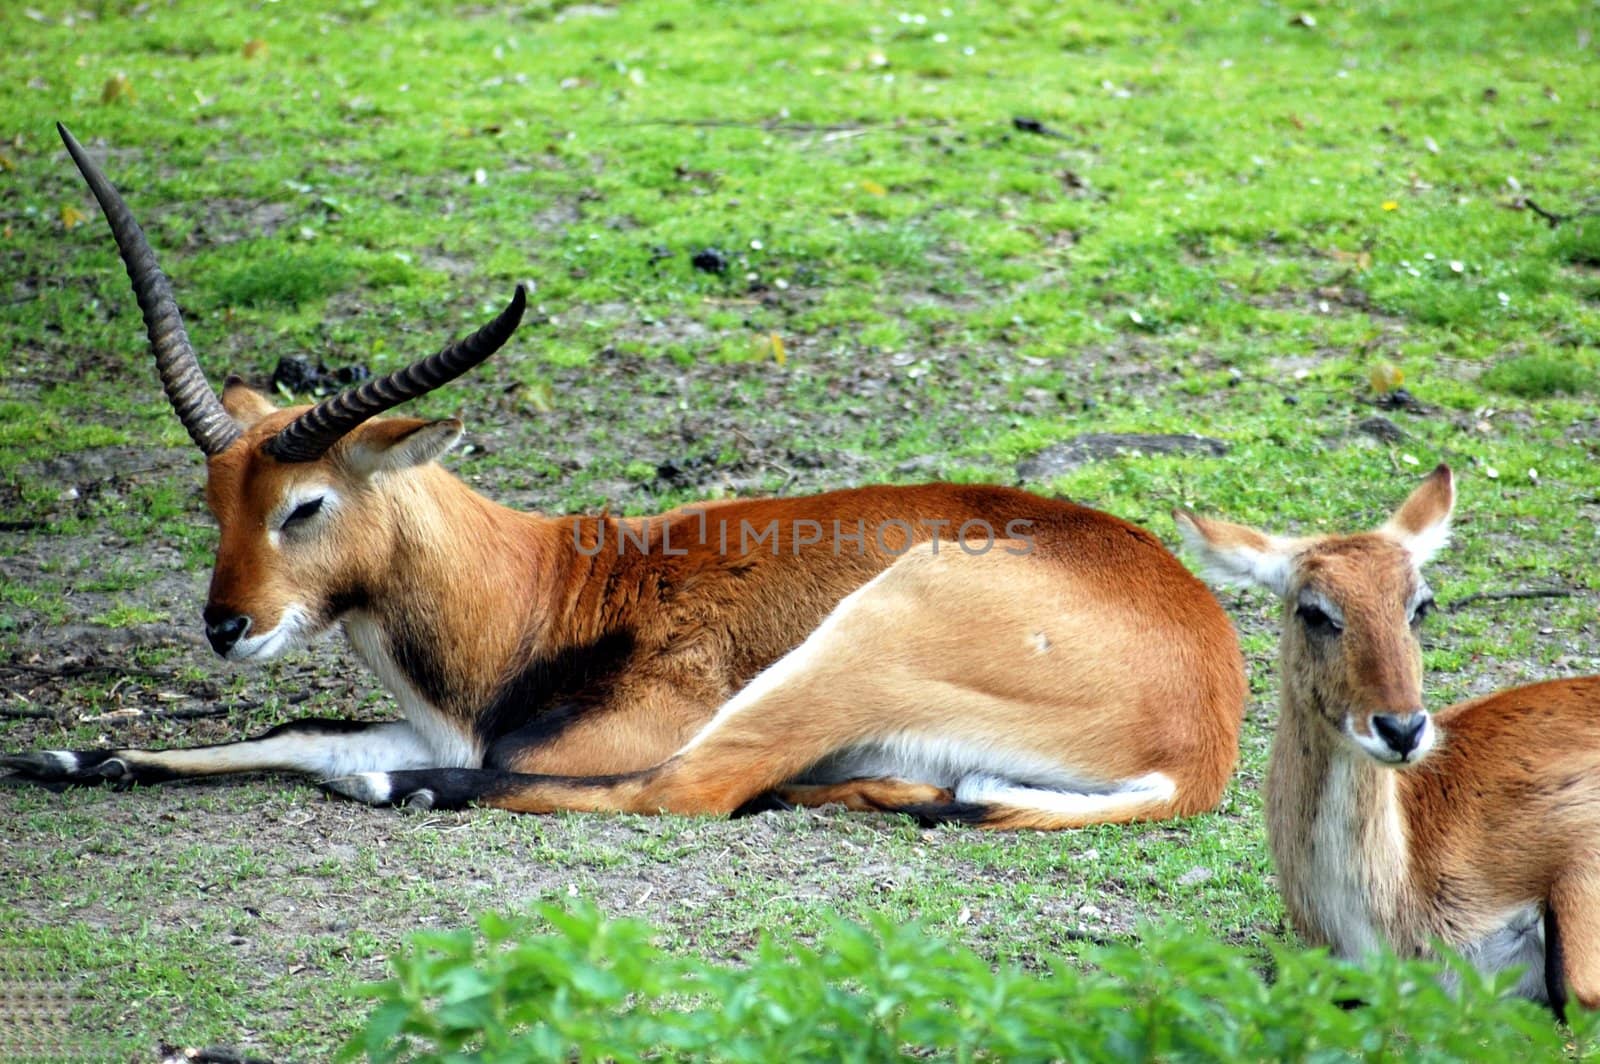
(1451, 905), (1549, 1003)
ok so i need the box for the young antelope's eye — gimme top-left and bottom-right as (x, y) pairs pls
(282, 498), (324, 529)
(1410, 597), (1436, 626)
(1296, 603), (1344, 636)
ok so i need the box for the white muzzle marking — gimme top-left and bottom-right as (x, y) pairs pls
(1345, 712), (1435, 766)
(227, 605), (314, 663)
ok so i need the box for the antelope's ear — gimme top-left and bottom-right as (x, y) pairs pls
(221, 376), (279, 428)
(1381, 464), (1454, 568)
(339, 417), (464, 478)
(1174, 509), (1296, 598)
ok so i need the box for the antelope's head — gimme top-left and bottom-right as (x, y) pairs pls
(1176, 465), (1455, 767)
(60, 124), (525, 662)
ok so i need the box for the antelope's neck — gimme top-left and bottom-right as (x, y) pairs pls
(1267, 688), (1415, 960)
(349, 469), (563, 718)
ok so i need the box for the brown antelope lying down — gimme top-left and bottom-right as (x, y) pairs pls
(1179, 465), (1600, 1017)
(2, 125), (1247, 831)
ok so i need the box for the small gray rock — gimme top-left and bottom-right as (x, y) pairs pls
(1356, 415), (1405, 442)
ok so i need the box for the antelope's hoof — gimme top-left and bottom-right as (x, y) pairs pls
(321, 771), (438, 811)
(1, 749), (132, 786)
(322, 769), (490, 811)
(730, 791), (798, 818)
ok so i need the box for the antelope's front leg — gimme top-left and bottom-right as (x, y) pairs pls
(2, 718), (456, 788)
(1549, 865), (1600, 1018)
(320, 766), (650, 812)
(1, 748), (147, 787)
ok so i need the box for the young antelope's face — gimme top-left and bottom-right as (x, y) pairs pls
(1176, 464), (1455, 769)
(1285, 536), (1436, 765)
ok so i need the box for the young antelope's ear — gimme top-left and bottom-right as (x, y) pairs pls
(221, 376), (279, 428)
(339, 417), (465, 478)
(1173, 509), (1296, 598)
(1380, 463), (1454, 568)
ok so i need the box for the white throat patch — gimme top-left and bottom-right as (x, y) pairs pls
(343, 614), (481, 769)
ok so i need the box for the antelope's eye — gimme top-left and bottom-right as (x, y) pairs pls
(1296, 603), (1344, 636)
(1410, 597), (1435, 627)
(282, 497), (324, 529)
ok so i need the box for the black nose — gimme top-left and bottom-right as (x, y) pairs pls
(203, 609), (251, 656)
(1371, 712), (1428, 757)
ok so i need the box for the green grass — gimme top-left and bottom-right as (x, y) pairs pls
(207, 243), (362, 310)
(87, 602), (164, 628)
(2, 0), (1599, 1059)
(1481, 350), (1600, 397)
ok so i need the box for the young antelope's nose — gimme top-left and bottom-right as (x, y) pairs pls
(1371, 712), (1428, 758)
(203, 610), (251, 656)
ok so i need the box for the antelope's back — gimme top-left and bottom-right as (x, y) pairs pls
(606, 482), (1243, 706)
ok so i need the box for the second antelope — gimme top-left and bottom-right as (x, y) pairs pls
(2, 125), (1248, 831)
(1179, 465), (1600, 1016)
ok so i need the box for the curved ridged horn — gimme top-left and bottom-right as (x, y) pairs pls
(57, 123), (240, 456)
(263, 284), (526, 464)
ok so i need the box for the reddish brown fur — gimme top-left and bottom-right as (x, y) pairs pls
(1403, 678), (1600, 921)
(777, 779), (955, 812)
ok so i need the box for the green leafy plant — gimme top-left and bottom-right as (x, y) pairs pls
(347, 902), (1597, 1063)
